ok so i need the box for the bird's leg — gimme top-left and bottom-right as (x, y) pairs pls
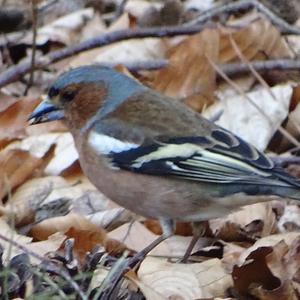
(128, 218), (174, 268)
(181, 221), (207, 263)
(101, 219), (175, 298)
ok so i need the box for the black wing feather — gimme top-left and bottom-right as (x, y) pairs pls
(108, 128), (300, 188)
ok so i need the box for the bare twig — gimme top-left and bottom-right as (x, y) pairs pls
(186, 0), (300, 35)
(24, 0), (38, 95)
(271, 155), (300, 166)
(221, 59), (300, 77)
(0, 23), (211, 88)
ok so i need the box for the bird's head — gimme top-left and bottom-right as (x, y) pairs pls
(28, 65), (146, 132)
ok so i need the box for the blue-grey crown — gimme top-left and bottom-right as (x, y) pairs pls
(52, 65), (147, 119)
(52, 65), (143, 91)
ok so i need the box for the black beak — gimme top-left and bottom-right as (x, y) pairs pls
(28, 96), (64, 125)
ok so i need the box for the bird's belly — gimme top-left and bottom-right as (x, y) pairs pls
(78, 146), (216, 220)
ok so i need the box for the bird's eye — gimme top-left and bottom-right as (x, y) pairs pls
(48, 87), (59, 98)
(61, 90), (76, 102)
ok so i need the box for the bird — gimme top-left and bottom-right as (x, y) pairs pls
(29, 64), (300, 260)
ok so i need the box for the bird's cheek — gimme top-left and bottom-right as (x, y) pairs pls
(63, 105), (84, 130)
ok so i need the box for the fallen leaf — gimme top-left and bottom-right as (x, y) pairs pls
(210, 202), (278, 241)
(153, 28), (219, 111)
(6, 132), (78, 174)
(0, 149), (44, 201)
(0, 218), (64, 264)
(203, 84), (293, 151)
(30, 213), (103, 241)
(135, 256), (232, 299)
(219, 16), (293, 64)
(109, 221), (197, 258)
(0, 96), (40, 147)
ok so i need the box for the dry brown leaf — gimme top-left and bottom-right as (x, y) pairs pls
(219, 17), (293, 64)
(4, 172), (114, 228)
(153, 28), (219, 111)
(232, 246), (283, 297)
(285, 19), (300, 57)
(232, 238), (300, 299)
(209, 202), (277, 241)
(6, 132), (78, 175)
(0, 218), (65, 263)
(64, 227), (126, 259)
(4, 176), (70, 226)
(0, 96), (40, 147)
(0, 91), (19, 112)
(239, 232), (300, 263)
(0, 149), (44, 201)
(109, 221), (196, 258)
(135, 257), (232, 299)
(30, 213), (103, 241)
(31, 213), (126, 259)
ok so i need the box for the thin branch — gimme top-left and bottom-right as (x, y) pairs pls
(24, 0), (38, 95)
(220, 59), (300, 77)
(110, 57), (300, 75)
(271, 155), (300, 166)
(0, 23), (210, 88)
(186, 0), (300, 35)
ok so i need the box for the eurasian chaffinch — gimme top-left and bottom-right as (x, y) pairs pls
(29, 65), (300, 256)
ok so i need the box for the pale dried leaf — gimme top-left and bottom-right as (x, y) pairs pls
(136, 257), (232, 299)
(87, 207), (133, 231)
(6, 132), (78, 174)
(27, 232), (66, 264)
(185, 0), (215, 11)
(203, 84), (293, 151)
(210, 202), (277, 240)
(286, 19), (300, 57)
(109, 221), (195, 257)
(5, 175), (109, 226)
(30, 213), (102, 240)
(0, 96), (40, 146)
(26, 8), (95, 45)
(0, 218), (64, 263)
(0, 149), (44, 201)
(239, 232), (300, 263)
(125, 0), (161, 19)
(278, 204), (300, 232)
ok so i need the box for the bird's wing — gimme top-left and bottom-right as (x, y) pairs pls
(107, 127), (300, 188)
